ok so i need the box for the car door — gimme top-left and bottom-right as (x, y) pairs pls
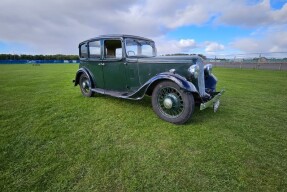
(102, 39), (127, 92)
(87, 40), (105, 89)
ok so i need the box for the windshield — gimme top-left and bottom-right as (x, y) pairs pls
(125, 38), (156, 57)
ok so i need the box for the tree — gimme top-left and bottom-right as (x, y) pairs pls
(0, 54), (79, 60)
(198, 54), (207, 60)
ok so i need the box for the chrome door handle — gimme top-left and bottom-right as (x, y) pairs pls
(98, 63), (105, 66)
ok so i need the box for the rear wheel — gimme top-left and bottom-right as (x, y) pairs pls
(152, 81), (194, 124)
(79, 73), (94, 97)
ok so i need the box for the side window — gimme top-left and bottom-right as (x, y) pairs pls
(89, 40), (101, 59)
(142, 44), (153, 56)
(80, 43), (88, 58)
(126, 44), (137, 56)
(104, 40), (122, 59)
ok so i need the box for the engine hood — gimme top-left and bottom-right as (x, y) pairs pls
(133, 55), (206, 97)
(135, 55), (202, 64)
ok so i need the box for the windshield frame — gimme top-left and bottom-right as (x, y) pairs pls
(124, 38), (157, 58)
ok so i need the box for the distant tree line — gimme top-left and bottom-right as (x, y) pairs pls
(0, 54), (79, 60)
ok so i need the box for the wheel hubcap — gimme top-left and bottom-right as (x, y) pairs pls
(81, 78), (90, 93)
(157, 87), (184, 118)
(163, 97), (173, 109)
(82, 81), (87, 88)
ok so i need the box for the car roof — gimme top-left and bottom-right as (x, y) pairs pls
(79, 34), (154, 45)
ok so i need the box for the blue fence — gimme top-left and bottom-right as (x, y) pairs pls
(0, 60), (79, 64)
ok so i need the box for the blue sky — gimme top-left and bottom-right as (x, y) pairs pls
(270, 0), (286, 9)
(0, 0), (286, 57)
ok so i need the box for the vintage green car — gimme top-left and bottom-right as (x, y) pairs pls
(73, 34), (224, 124)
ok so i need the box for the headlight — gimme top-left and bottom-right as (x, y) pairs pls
(204, 64), (213, 76)
(188, 64), (199, 79)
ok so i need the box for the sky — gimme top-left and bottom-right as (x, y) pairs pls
(0, 0), (286, 57)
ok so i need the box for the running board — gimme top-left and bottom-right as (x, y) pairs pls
(91, 88), (134, 99)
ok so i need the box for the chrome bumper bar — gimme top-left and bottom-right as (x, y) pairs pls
(200, 89), (225, 111)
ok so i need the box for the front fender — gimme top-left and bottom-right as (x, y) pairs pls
(126, 72), (199, 100)
(152, 72), (198, 93)
(73, 68), (94, 87)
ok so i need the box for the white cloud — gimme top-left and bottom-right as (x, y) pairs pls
(156, 38), (226, 55)
(217, 0), (287, 27)
(0, 0), (142, 54)
(178, 39), (197, 48)
(166, 3), (212, 28)
(205, 42), (225, 52)
(231, 30), (287, 53)
(155, 38), (198, 55)
(0, 0), (286, 54)
(146, 0), (287, 29)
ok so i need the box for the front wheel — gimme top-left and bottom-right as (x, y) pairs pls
(152, 81), (195, 124)
(79, 73), (94, 97)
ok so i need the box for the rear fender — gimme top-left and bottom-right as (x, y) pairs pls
(74, 68), (94, 87)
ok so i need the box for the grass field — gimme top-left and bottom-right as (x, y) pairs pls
(0, 64), (286, 191)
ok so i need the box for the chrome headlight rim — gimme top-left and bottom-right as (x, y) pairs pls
(188, 64), (200, 79)
(204, 64), (213, 76)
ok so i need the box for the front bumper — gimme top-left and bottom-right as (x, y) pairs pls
(200, 89), (225, 111)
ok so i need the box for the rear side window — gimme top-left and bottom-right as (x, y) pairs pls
(104, 40), (122, 59)
(89, 40), (101, 59)
(80, 43), (88, 58)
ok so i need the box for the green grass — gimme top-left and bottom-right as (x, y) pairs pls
(0, 64), (286, 191)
